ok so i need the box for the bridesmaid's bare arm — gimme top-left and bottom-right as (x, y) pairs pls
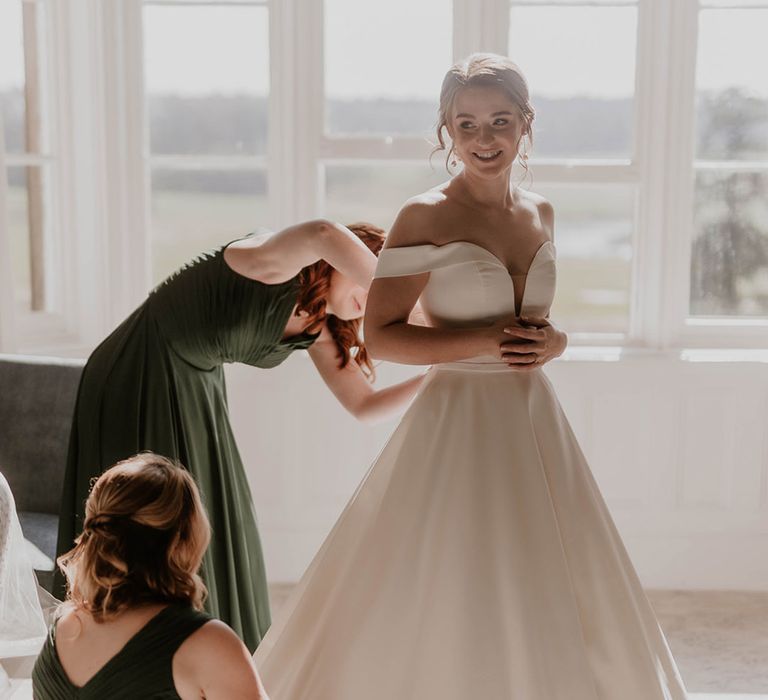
(224, 220), (377, 289)
(308, 325), (426, 424)
(174, 620), (269, 700)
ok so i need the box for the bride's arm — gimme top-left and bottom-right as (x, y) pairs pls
(224, 220), (376, 289)
(176, 620), (270, 700)
(364, 203), (510, 366)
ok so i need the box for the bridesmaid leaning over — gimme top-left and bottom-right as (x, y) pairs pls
(55, 221), (425, 651)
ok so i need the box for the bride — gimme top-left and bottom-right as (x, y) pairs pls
(254, 54), (688, 699)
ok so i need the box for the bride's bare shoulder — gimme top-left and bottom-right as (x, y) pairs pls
(517, 188), (555, 238)
(386, 188), (453, 249)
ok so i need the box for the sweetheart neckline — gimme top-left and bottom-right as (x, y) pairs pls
(382, 239), (555, 316)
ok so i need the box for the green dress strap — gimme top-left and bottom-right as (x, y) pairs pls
(32, 605), (211, 699)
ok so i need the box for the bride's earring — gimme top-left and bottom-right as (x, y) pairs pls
(519, 135), (530, 164)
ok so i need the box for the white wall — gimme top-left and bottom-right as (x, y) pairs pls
(226, 353), (768, 590)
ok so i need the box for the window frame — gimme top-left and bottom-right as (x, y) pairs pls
(0, 0), (68, 352)
(671, 0), (768, 347)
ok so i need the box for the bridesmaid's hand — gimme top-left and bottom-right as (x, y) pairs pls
(500, 317), (567, 371)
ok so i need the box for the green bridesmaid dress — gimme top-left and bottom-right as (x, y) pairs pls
(32, 605), (211, 698)
(54, 237), (319, 651)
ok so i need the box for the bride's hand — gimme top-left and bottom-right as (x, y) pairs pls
(478, 315), (533, 363)
(499, 316), (568, 371)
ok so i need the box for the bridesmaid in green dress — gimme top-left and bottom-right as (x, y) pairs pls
(36, 453), (269, 699)
(54, 220), (425, 651)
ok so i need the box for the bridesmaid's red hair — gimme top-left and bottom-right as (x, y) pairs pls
(295, 222), (385, 381)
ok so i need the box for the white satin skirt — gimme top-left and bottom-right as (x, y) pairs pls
(254, 362), (688, 700)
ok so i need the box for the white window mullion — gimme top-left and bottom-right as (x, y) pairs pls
(44, 0), (72, 341)
(661, 0), (700, 347)
(289, 0), (324, 221)
(631, 0), (675, 348)
(52, 0), (111, 348)
(100, 0), (149, 323)
(272, 0), (323, 225)
(454, 0), (509, 60)
(0, 118), (18, 353)
(268, 0), (296, 227)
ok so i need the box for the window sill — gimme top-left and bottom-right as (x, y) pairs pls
(560, 346), (768, 364)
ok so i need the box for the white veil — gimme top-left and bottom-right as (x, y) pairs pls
(0, 471), (59, 659)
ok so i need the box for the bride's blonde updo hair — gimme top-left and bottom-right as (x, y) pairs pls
(58, 452), (210, 622)
(435, 53), (535, 173)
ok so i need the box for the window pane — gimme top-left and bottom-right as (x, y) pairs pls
(143, 5), (269, 155)
(6, 165), (50, 312)
(695, 9), (768, 161)
(690, 170), (768, 317)
(509, 6), (637, 158)
(533, 183), (635, 334)
(0, 1), (25, 152)
(323, 164), (447, 230)
(151, 169), (268, 283)
(0, 1), (47, 154)
(325, 0), (452, 137)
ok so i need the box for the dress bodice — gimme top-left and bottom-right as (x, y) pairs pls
(145, 242), (318, 371)
(374, 240), (556, 328)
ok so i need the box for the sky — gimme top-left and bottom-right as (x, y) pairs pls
(0, 1), (766, 100)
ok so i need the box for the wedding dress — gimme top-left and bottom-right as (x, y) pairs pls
(255, 240), (688, 699)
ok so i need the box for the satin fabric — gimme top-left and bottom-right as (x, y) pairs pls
(255, 240), (688, 699)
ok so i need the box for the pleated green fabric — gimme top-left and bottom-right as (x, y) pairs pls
(54, 239), (318, 651)
(32, 605), (211, 699)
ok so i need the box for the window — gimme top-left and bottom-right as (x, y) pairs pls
(143, 1), (270, 282)
(689, 1), (768, 319)
(324, 0), (452, 139)
(0, 0), (57, 318)
(509, 0), (639, 336)
(319, 0), (453, 231)
(4, 0), (768, 353)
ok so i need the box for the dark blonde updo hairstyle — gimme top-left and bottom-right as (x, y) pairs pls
(435, 53), (535, 174)
(58, 453), (210, 622)
(295, 222), (386, 381)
